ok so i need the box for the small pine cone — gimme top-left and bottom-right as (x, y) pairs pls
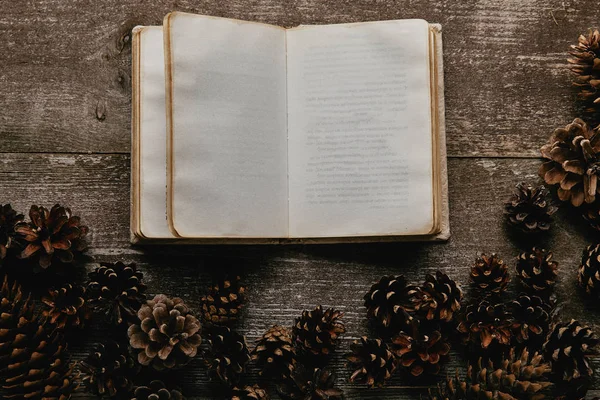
(87, 261), (147, 326)
(569, 29), (600, 114)
(15, 204), (88, 268)
(42, 283), (90, 330)
(470, 253), (510, 295)
(277, 366), (343, 400)
(504, 183), (557, 233)
(414, 270), (463, 323)
(457, 300), (513, 363)
(515, 248), (558, 296)
(80, 340), (140, 398)
(292, 305), (345, 366)
(364, 275), (420, 336)
(207, 325), (251, 385)
(579, 243), (600, 299)
(131, 381), (185, 400)
(346, 337), (396, 388)
(201, 275), (245, 326)
(510, 294), (552, 351)
(0, 204), (23, 261)
(391, 320), (450, 377)
(539, 118), (600, 207)
(231, 385), (270, 400)
(252, 325), (296, 380)
(128, 294), (202, 370)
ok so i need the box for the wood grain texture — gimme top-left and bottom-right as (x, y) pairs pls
(3, 153), (600, 399)
(0, 0), (599, 156)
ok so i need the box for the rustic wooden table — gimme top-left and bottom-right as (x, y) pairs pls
(2, 0), (600, 398)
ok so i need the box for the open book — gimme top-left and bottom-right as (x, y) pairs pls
(131, 13), (449, 244)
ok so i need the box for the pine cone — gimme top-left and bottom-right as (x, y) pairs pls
(128, 294), (202, 370)
(578, 242), (600, 299)
(457, 300), (513, 363)
(131, 381), (184, 400)
(87, 261), (147, 326)
(80, 340), (140, 398)
(510, 294), (552, 351)
(391, 319), (450, 377)
(504, 183), (557, 233)
(569, 29), (600, 115)
(346, 336), (396, 388)
(207, 325), (251, 385)
(470, 253), (510, 295)
(426, 349), (552, 400)
(364, 275), (420, 336)
(1, 319), (79, 399)
(0, 204), (23, 262)
(252, 325), (296, 380)
(42, 283), (90, 330)
(277, 366), (343, 400)
(515, 248), (558, 297)
(292, 305), (345, 366)
(14, 204), (88, 268)
(539, 118), (600, 206)
(231, 385), (269, 400)
(414, 270), (463, 323)
(201, 275), (245, 326)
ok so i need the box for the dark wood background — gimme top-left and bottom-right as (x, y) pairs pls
(2, 0), (600, 398)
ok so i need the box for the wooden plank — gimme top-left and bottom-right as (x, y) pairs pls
(1, 0), (599, 156)
(3, 153), (600, 398)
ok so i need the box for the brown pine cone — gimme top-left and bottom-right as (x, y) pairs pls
(292, 305), (345, 366)
(231, 385), (269, 400)
(364, 275), (420, 336)
(14, 204), (88, 269)
(0, 204), (23, 262)
(201, 275), (245, 326)
(414, 270), (463, 323)
(207, 325), (252, 385)
(87, 261), (147, 326)
(131, 381), (185, 400)
(252, 325), (296, 380)
(391, 320), (450, 377)
(470, 253), (510, 295)
(539, 118), (600, 206)
(569, 29), (600, 115)
(42, 283), (90, 330)
(510, 293), (552, 351)
(128, 294), (202, 370)
(277, 366), (343, 400)
(578, 242), (600, 299)
(504, 183), (557, 233)
(346, 336), (396, 388)
(515, 248), (558, 297)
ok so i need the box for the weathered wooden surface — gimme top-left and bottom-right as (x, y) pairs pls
(1, 0), (600, 399)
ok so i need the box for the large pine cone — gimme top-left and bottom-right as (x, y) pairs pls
(515, 248), (558, 297)
(426, 349), (552, 400)
(510, 294), (552, 351)
(200, 275), (245, 326)
(0, 204), (23, 262)
(128, 294), (202, 370)
(346, 337), (396, 388)
(569, 29), (600, 115)
(579, 242), (600, 299)
(364, 275), (420, 336)
(252, 325), (296, 380)
(231, 385), (269, 400)
(42, 283), (90, 330)
(277, 366), (343, 400)
(292, 305), (345, 366)
(391, 320), (450, 377)
(470, 253), (510, 295)
(87, 261), (147, 326)
(131, 381), (184, 400)
(504, 183), (557, 233)
(539, 118), (600, 206)
(206, 325), (251, 385)
(15, 204), (88, 268)
(414, 270), (463, 323)
(80, 340), (140, 398)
